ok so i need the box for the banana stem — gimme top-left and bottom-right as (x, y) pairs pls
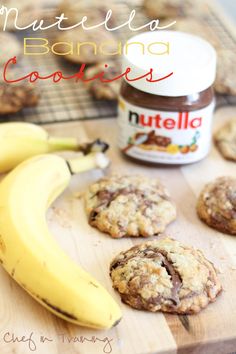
(48, 137), (109, 154)
(47, 137), (79, 152)
(66, 152), (110, 175)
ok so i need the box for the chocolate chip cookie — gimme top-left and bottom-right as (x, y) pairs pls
(215, 120), (236, 161)
(197, 177), (236, 235)
(84, 175), (176, 238)
(110, 238), (222, 314)
(0, 83), (39, 115)
(84, 61), (121, 100)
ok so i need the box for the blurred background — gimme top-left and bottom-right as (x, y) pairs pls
(218, 0), (236, 21)
(0, 0), (235, 125)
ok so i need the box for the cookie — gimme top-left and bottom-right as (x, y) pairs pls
(197, 177), (236, 235)
(84, 175), (176, 238)
(214, 50), (236, 96)
(0, 83), (39, 115)
(110, 237), (222, 314)
(57, 28), (117, 65)
(84, 61), (121, 100)
(143, 0), (206, 20)
(215, 120), (236, 161)
(0, 33), (21, 65)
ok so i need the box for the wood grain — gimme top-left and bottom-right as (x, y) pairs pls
(0, 106), (236, 354)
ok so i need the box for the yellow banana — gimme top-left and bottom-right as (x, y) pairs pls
(0, 153), (122, 329)
(0, 122), (108, 173)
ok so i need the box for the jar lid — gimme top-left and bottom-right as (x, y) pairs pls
(122, 31), (216, 97)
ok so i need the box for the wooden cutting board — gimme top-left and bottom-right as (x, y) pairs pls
(0, 106), (236, 354)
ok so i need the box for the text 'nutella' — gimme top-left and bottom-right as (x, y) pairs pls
(118, 31), (216, 164)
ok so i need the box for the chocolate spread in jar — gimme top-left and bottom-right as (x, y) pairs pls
(121, 82), (214, 112)
(118, 31), (217, 165)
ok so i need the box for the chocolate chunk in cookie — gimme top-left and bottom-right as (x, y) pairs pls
(110, 238), (222, 314)
(215, 120), (236, 162)
(0, 83), (40, 115)
(197, 176), (236, 235)
(84, 175), (176, 238)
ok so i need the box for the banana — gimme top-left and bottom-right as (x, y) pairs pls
(0, 122), (109, 174)
(0, 153), (121, 329)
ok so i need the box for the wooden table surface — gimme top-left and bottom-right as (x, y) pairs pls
(0, 106), (236, 354)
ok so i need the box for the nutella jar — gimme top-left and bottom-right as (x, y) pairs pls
(118, 31), (216, 164)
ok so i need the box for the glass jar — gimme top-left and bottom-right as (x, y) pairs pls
(118, 31), (216, 164)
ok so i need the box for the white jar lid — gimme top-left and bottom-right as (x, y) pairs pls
(122, 31), (216, 97)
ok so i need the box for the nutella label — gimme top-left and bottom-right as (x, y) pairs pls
(118, 98), (215, 164)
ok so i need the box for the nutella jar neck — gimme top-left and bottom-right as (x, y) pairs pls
(121, 81), (214, 112)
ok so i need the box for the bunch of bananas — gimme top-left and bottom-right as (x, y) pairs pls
(0, 122), (122, 329)
(0, 122), (110, 173)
